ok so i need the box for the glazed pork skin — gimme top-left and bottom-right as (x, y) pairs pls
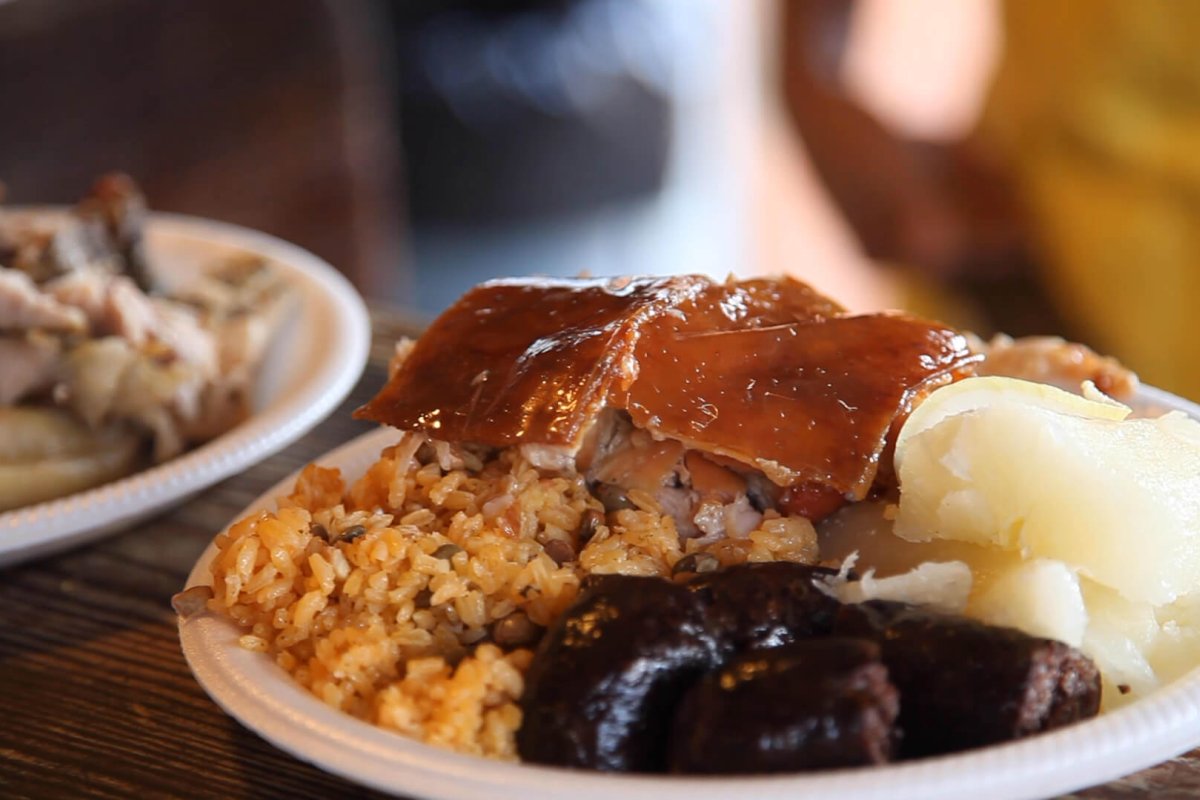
(626, 309), (976, 499)
(356, 275), (979, 509)
(355, 275), (840, 451)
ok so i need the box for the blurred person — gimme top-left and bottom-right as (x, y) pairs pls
(782, 0), (1200, 399)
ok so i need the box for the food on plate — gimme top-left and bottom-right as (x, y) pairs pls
(185, 272), (1199, 772)
(894, 377), (1197, 604)
(972, 333), (1138, 400)
(833, 601), (1101, 758)
(0, 175), (291, 511)
(519, 566), (1097, 772)
(669, 638), (898, 774)
(516, 574), (721, 771)
(355, 276), (981, 520)
(686, 561), (840, 651)
(879, 375), (1200, 705)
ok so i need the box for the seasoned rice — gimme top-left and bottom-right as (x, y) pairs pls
(206, 433), (820, 759)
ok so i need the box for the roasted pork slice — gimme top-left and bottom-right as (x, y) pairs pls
(46, 268), (160, 344)
(975, 333), (1138, 400)
(0, 210), (117, 283)
(574, 410), (749, 531)
(679, 274), (845, 327)
(0, 334), (60, 405)
(357, 276), (704, 450)
(627, 311), (977, 500)
(77, 172), (155, 292)
(357, 275), (979, 526)
(0, 174), (149, 286)
(0, 269), (86, 333)
(355, 275), (845, 450)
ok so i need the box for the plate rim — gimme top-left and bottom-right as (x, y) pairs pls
(180, 384), (1200, 800)
(0, 212), (370, 566)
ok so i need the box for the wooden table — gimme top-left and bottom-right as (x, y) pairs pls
(2, 307), (1199, 800)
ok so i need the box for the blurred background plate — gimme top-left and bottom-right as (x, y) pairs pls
(0, 213), (370, 567)
(180, 383), (1200, 800)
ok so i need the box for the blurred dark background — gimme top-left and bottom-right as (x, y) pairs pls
(3, 0), (1199, 396)
(0, 0), (404, 294)
(388, 0), (670, 225)
(0, 0), (691, 312)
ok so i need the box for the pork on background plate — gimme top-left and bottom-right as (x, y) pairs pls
(0, 175), (291, 511)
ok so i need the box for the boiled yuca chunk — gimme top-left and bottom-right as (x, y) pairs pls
(894, 377), (1200, 606)
(963, 559), (1151, 710)
(1150, 594), (1200, 690)
(1079, 578), (1159, 701)
(970, 559), (1088, 648)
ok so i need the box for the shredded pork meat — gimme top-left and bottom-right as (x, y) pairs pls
(0, 174), (290, 475)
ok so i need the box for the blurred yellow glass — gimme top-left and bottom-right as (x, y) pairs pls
(977, 0), (1200, 398)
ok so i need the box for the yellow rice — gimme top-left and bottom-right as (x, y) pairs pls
(206, 433), (820, 759)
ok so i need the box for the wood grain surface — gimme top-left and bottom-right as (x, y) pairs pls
(0, 308), (1197, 800)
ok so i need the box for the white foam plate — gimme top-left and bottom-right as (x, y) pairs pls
(180, 386), (1200, 800)
(0, 213), (370, 566)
